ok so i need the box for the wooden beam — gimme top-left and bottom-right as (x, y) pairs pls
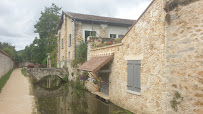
(98, 70), (111, 73)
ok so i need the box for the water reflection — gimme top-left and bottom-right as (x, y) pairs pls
(37, 75), (62, 89)
(32, 76), (131, 114)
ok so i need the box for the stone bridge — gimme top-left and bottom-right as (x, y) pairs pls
(27, 68), (67, 81)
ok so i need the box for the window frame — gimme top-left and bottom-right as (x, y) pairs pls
(85, 30), (96, 42)
(118, 35), (124, 38)
(110, 34), (117, 38)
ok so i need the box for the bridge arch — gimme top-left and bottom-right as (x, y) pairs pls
(27, 68), (67, 82)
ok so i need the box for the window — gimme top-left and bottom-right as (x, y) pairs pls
(110, 34), (116, 38)
(61, 38), (64, 49)
(85, 31), (96, 42)
(118, 35), (124, 38)
(69, 34), (71, 47)
(127, 60), (141, 92)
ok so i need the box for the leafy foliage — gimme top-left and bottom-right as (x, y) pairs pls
(20, 3), (61, 65)
(79, 71), (89, 81)
(0, 42), (16, 59)
(2, 47), (15, 58)
(21, 68), (27, 76)
(71, 41), (87, 68)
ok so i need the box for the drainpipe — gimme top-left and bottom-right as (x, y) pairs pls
(73, 19), (76, 59)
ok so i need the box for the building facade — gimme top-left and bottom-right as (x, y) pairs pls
(57, 12), (134, 73)
(79, 0), (203, 113)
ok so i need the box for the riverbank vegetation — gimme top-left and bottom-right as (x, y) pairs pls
(0, 70), (13, 93)
(21, 68), (27, 76)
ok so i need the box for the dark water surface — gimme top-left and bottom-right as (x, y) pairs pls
(31, 76), (132, 114)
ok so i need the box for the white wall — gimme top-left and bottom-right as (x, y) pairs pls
(107, 26), (129, 38)
(82, 23), (100, 41)
(82, 23), (130, 39)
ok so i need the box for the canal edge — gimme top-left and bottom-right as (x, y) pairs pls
(27, 75), (38, 114)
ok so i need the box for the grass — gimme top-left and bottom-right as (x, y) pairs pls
(0, 69), (13, 93)
(112, 110), (133, 114)
(21, 68), (27, 76)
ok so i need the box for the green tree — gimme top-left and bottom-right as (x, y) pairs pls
(31, 3), (61, 65)
(71, 41), (87, 68)
(16, 50), (23, 62)
(0, 42), (16, 59)
(2, 47), (15, 58)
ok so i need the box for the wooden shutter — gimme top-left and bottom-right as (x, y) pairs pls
(134, 60), (141, 92)
(127, 60), (134, 91)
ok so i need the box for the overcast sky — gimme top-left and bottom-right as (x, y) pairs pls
(0, 0), (152, 51)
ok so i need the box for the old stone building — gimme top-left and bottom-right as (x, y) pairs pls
(57, 11), (135, 73)
(78, 0), (203, 113)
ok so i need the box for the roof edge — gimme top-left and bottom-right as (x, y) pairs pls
(122, 0), (156, 40)
(0, 49), (12, 59)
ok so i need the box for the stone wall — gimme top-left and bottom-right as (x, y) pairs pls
(88, 0), (166, 113)
(87, 36), (121, 60)
(165, 0), (203, 113)
(86, 0), (203, 113)
(0, 50), (13, 78)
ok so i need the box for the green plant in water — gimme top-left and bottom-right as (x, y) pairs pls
(75, 76), (85, 90)
(170, 91), (183, 111)
(62, 74), (69, 82)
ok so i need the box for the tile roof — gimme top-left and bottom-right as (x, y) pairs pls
(78, 55), (114, 72)
(64, 11), (135, 25)
(0, 49), (11, 58)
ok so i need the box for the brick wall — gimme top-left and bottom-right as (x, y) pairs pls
(0, 50), (13, 78)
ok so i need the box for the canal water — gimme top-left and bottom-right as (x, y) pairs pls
(31, 75), (132, 114)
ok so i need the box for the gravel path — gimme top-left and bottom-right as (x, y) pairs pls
(0, 68), (35, 114)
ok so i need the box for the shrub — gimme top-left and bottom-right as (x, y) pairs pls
(71, 41), (87, 68)
(79, 71), (89, 81)
(21, 68), (27, 76)
(74, 76), (85, 91)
